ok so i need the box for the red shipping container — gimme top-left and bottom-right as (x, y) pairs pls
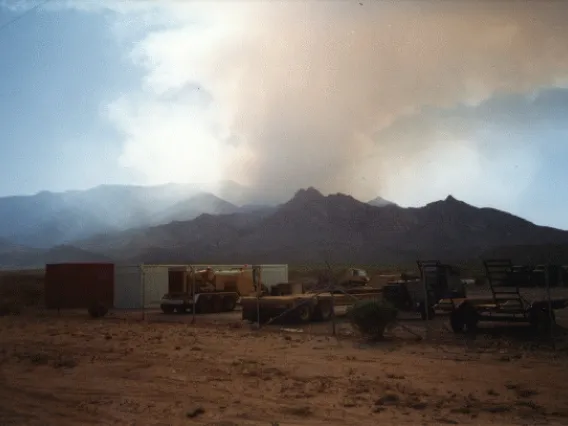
(45, 263), (115, 309)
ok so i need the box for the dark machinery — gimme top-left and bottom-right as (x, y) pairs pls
(448, 259), (568, 334)
(381, 260), (467, 320)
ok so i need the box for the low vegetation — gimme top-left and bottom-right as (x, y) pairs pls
(347, 299), (398, 340)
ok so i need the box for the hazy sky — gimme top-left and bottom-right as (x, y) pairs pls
(1, 0), (568, 229)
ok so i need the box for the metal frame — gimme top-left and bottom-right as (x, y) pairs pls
(482, 259), (529, 313)
(417, 260), (443, 315)
(416, 260), (463, 316)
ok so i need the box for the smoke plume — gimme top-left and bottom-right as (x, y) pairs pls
(74, 1), (568, 205)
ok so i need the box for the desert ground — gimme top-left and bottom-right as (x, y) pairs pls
(1, 308), (568, 426)
(2, 270), (568, 425)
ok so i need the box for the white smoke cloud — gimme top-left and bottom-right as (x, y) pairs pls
(63, 0), (568, 206)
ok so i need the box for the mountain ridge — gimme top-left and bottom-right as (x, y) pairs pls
(0, 182), (405, 248)
(1, 186), (567, 268)
(73, 188), (568, 266)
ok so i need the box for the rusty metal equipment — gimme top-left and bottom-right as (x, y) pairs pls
(240, 266), (381, 324)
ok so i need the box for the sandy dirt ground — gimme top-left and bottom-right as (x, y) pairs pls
(2, 312), (568, 426)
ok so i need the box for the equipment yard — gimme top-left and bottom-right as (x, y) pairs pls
(2, 266), (568, 425)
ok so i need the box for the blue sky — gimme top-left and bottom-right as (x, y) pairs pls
(0, 3), (142, 195)
(0, 1), (567, 229)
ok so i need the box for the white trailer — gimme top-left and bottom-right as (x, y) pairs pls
(114, 264), (170, 309)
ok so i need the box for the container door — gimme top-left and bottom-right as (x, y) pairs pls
(143, 266), (169, 308)
(114, 266), (143, 309)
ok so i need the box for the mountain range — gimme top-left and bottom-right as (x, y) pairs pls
(1, 183), (567, 269)
(0, 181), (267, 249)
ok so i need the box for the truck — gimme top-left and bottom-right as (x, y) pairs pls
(160, 266), (265, 314)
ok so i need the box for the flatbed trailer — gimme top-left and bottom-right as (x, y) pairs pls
(161, 291), (239, 314)
(447, 259), (568, 334)
(240, 291), (382, 324)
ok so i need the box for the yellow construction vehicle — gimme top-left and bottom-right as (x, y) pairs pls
(160, 266), (265, 314)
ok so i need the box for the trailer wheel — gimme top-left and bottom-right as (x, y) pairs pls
(450, 303), (478, 333)
(161, 305), (175, 314)
(222, 296), (237, 312)
(313, 301), (333, 321)
(296, 304), (312, 323)
(241, 307), (252, 322)
(196, 296), (212, 314)
(529, 307), (556, 334)
(88, 303), (108, 318)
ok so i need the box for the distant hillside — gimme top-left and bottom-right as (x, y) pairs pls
(482, 243), (568, 265)
(0, 245), (112, 270)
(151, 192), (240, 224)
(70, 187), (568, 266)
(0, 181), (270, 248)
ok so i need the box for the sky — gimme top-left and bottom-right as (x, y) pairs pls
(1, 0), (568, 229)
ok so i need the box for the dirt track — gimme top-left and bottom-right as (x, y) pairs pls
(2, 312), (568, 425)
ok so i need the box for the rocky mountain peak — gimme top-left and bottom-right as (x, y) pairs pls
(287, 187), (325, 205)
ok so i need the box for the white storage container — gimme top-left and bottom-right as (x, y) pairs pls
(114, 264), (169, 309)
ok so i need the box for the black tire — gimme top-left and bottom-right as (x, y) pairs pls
(88, 303), (108, 318)
(195, 296), (212, 314)
(222, 296), (237, 312)
(450, 303), (479, 333)
(161, 305), (175, 314)
(529, 307), (556, 334)
(295, 304), (312, 323)
(313, 301), (333, 321)
(211, 295), (223, 313)
(242, 306), (262, 323)
(241, 308), (250, 321)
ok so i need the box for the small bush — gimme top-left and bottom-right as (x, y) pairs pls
(88, 303), (108, 318)
(347, 299), (398, 340)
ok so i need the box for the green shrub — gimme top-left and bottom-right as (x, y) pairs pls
(347, 299), (398, 340)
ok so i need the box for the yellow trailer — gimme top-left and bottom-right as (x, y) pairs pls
(240, 290), (382, 324)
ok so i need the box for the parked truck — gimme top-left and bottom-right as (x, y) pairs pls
(160, 266), (265, 314)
